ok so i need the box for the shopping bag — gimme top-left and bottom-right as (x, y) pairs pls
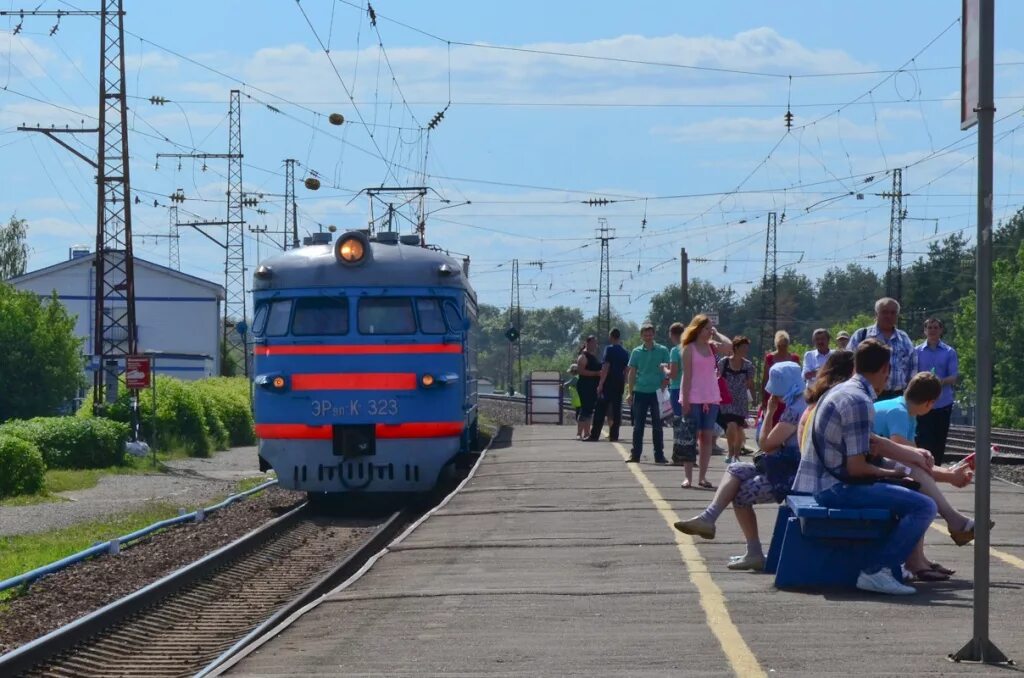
(657, 388), (674, 421)
(672, 414), (697, 463)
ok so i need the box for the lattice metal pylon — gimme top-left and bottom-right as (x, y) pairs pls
(168, 205), (180, 270)
(284, 158), (298, 250)
(224, 90), (247, 375)
(596, 219), (615, 341)
(758, 212), (778, 360)
(92, 0), (137, 408)
(885, 168), (904, 300)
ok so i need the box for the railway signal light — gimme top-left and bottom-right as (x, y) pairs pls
(505, 327), (520, 342)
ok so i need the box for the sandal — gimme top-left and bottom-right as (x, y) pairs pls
(680, 479), (692, 489)
(930, 562), (956, 576)
(914, 568), (950, 582)
(698, 480), (714, 490)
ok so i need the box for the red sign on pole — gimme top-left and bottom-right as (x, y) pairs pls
(125, 355), (152, 389)
(962, 0), (980, 130)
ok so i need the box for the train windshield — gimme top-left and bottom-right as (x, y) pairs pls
(358, 298), (416, 335)
(416, 299), (447, 334)
(293, 297), (349, 335)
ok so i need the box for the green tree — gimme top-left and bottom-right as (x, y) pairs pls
(0, 214), (29, 280)
(646, 279), (737, 345)
(953, 243), (1024, 428)
(0, 285), (84, 421)
(815, 264), (884, 327)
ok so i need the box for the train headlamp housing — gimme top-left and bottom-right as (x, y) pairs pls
(256, 373), (289, 392)
(335, 231), (370, 266)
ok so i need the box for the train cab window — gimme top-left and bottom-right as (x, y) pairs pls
(358, 298), (416, 335)
(442, 301), (463, 332)
(251, 304), (270, 337)
(265, 299), (293, 336)
(292, 297), (349, 336)
(416, 299), (447, 334)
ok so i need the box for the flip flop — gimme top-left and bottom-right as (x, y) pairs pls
(914, 568), (950, 582)
(698, 480), (714, 490)
(930, 562), (956, 576)
(680, 480), (692, 489)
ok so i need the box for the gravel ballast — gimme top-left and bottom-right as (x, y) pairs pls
(0, 486), (305, 654)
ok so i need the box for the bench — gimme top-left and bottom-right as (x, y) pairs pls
(766, 494), (896, 589)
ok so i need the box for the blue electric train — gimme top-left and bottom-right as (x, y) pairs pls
(249, 229), (479, 496)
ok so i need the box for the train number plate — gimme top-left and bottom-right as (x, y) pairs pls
(312, 399), (399, 417)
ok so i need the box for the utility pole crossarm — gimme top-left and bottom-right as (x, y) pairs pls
(17, 126), (99, 168)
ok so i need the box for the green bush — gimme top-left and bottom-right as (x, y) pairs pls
(0, 434), (45, 498)
(78, 375), (253, 457)
(0, 417), (129, 469)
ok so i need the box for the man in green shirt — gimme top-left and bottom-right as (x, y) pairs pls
(626, 323), (671, 463)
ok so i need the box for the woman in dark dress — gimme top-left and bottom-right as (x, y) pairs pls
(575, 335), (602, 440)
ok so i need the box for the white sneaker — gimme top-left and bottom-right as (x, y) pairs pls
(856, 569), (916, 595)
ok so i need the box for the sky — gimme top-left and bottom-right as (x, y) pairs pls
(3, 1), (1024, 324)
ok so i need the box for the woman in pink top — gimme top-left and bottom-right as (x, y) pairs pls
(680, 314), (733, 489)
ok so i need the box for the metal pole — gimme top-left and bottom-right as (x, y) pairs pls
(680, 247), (689, 319)
(151, 364), (157, 469)
(952, 0), (1008, 664)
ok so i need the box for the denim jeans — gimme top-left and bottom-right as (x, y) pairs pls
(815, 482), (937, 573)
(631, 391), (664, 459)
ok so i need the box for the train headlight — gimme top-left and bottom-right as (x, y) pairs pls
(335, 231), (369, 265)
(421, 374), (435, 387)
(272, 376), (286, 389)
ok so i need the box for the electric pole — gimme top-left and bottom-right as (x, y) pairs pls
(596, 219), (615, 341)
(168, 205), (180, 270)
(759, 212), (778, 361)
(157, 90), (247, 376)
(883, 168), (905, 301)
(680, 247), (689, 319)
(284, 158), (298, 250)
(506, 259), (521, 395)
(5, 2), (139, 409)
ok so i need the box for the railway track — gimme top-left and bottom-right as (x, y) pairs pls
(1, 505), (405, 678)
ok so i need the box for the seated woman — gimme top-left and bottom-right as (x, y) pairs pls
(672, 359), (830, 571)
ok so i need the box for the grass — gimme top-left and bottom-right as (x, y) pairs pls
(0, 501), (181, 600)
(0, 446), (239, 507)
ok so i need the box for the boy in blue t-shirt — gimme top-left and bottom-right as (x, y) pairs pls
(872, 371), (975, 580)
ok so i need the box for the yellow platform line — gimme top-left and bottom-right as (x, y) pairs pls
(613, 443), (765, 678)
(928, 521), (1024, 570)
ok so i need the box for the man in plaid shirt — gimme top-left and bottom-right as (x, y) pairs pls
(791, 339), (937, 595)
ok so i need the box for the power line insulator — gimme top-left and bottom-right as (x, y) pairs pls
(784, 109), (794, 129)
(584, 198), (611, 206)
(149, 96), (168, 106)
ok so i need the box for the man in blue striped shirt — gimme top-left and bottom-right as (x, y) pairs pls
(848, 297), (917, 401)
(791, 339), (937, 595)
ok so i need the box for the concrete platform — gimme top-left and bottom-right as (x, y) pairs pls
(222, 425), (1024, 676)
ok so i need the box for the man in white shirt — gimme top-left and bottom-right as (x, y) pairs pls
(803, 328), (832, 384)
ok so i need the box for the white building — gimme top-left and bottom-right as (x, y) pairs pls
(8, 250), (225, 380)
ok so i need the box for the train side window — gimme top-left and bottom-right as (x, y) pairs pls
(265, 300), (293, 336)
(293, 297), (349, 336)
(416, 298), (447, 334)
(442, 301), (463, 332)
(252, 303), (270, 337)
(358, 298), (416, 335)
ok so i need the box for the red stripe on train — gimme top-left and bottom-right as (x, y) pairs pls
(255, 422), (464, 440)
(290, 373), (417, 391)
(254, 344), (461, 356)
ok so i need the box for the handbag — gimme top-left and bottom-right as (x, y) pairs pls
(713, 351), (733, 405)
(753, 446), (801, 501)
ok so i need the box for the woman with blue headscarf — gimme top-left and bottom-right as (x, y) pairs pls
(673, 361), (811, 571)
